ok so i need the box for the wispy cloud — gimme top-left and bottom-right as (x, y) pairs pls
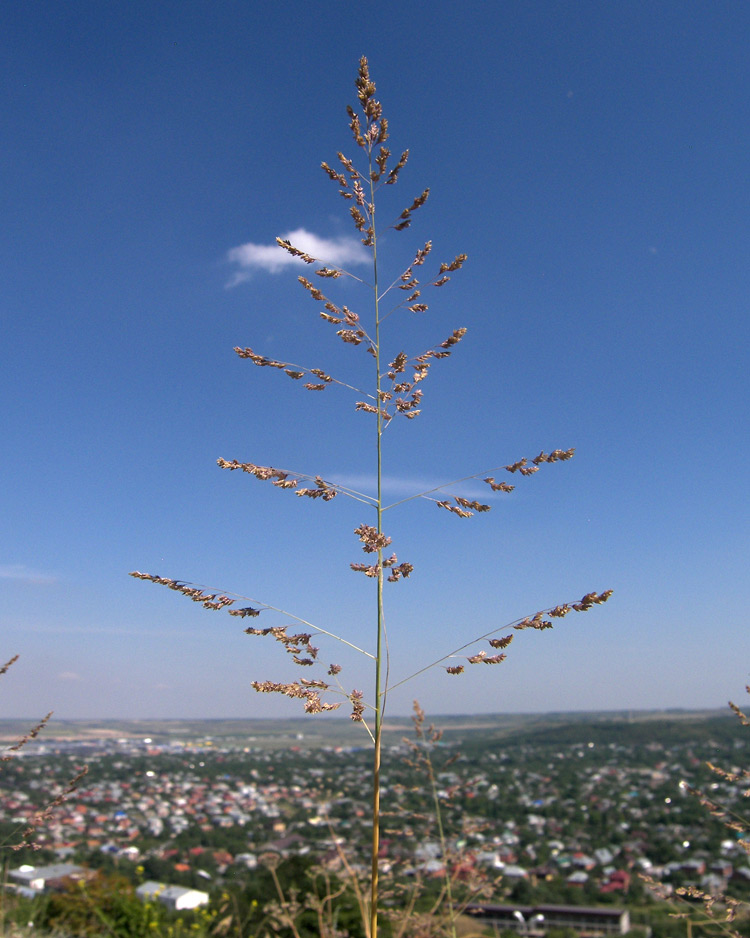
(226, 227), (369, 285)
(334, 473), (496, 503)
(22, 625), (194, 637)
(0, 564), (58, 585)
(58, 671), (82, 682)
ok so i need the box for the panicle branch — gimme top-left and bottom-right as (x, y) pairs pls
(130, 571), (257, 614)
(382, 447), (577, 512)
(252, 681), (341, 714)
(350, 554), (413, 583)
(216, 458), (375, 506)
(1, 711), (53, 762)
(393, 189), (430, 231)
(10, 765), (89, 851)
(0, 654), (20, 676)
(129, 572), (374, 657)
(388, 591), (613, 689)
(275, 237), (316, 264)
(276, 236), (367, 286)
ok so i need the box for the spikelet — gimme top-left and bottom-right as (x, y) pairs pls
(354, 523), (392, 553)
(275, 238), (315, 264)
(393, 189), (430, 231)
(129, 572), (261, 617)
(386, 150), (409, 185)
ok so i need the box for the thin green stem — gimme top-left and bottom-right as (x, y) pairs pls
(426, 756), (458, 938)
(369, 138), (384, 938)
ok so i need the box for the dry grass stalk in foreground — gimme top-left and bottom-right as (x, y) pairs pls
(0, 655), (87, 854)
(132, 57), (612, 937)
(641, 686), (750, 938)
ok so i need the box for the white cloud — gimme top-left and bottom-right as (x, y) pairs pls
(0, 564), (58, 585)
(226, 227), (369, 285)
(24, 625), (186, 637)
(334, 474), (497, 502)
(58, 671), (82, 682)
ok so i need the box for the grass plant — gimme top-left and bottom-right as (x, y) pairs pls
(132, 57), (612, 937)
(640, 687), (750, 938)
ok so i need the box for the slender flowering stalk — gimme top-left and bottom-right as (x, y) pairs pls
(133, 57), (612, 938)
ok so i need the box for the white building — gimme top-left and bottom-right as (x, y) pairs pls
(9, 864), (88, 892)
(136, 881), (209, 911)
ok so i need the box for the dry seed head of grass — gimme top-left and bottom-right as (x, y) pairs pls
(132, 55), (614, 938)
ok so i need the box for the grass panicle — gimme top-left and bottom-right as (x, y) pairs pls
(133, 56), (613, 937)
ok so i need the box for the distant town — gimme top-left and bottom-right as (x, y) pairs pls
(2, 710), (749, 936)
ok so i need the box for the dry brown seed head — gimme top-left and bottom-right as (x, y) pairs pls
(455, 497), (491, 512)
(445, 665), (465, 675)
(440, 327), (468, 348)
(315, 267), (342, 279)
(436, 500), (473, 518)
(484, 477), (515, 493)
(350, 562), (378, 576)
(402, 189), (429, 217)
(354, 523), (392, 553)
(275, 238), (316, 264)
(388, 351), (408, 373)
(297, 276), (320, 297)
(349, 114), (365, 147)
(272, 478), (298, 489)
(353, 180), (366, 206)
(438, 253), (468, 274)
(304, 382), (326, 391)
(0, 655), (20, 676)
(386, 150), (409, 185)
(413, 241), (432, 265)
(349, 689), (365, 722)
(337, 329), (363, 345)
(336, 151), (356, 174)
(321, 162), (348, 186)
(488, 635), (514, 649)
(375, 146), (390, 175)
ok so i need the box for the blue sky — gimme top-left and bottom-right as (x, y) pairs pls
(2, 2), (749, 720)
